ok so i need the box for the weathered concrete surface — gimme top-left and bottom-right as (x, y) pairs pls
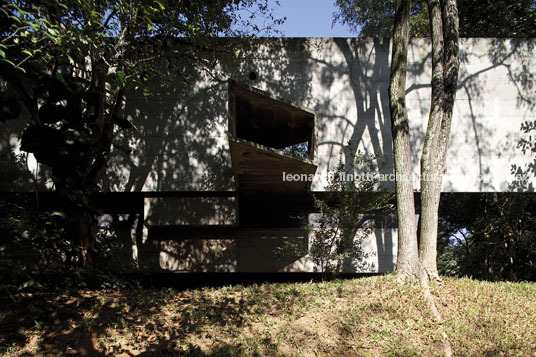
(110, 38), (535, 194)
(2, 38), (534, 193)
(1, 38), (535, 273)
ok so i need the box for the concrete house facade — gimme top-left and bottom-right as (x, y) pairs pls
(1, 38), (535, 273)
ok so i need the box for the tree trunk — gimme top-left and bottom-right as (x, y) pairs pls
(389, 0), (425, 282)
(54, 178), (97, 270)
(419, 0), (459, 281)
(419, 0), (445, 281)
(67, 205), (96, 269)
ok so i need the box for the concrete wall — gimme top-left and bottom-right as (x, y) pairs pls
(1, 38), (535, 273)
(2, 38), (534, 193)
(135, 38), (535, 273)
(109, 38), (535, 194)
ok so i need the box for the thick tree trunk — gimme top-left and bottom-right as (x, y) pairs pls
(389, 0), (425, 282)
(59, 61), (119, 270)
(419, 0), (459, 281)
(419, 0), (445, 281)
(67, 205), (96, 269)
(54, 179), (97, 270)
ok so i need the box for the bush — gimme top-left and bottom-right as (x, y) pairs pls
(308, 146), (394, 274)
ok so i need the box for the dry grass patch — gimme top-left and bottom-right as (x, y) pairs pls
(0, 275), (535, 356)
(432, 277), (536, 357)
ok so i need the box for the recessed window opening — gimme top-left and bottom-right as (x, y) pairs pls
(229, 81), (315, 160)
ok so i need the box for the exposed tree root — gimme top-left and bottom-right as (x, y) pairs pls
(397, 269), (452, 356)
(421, 281), (453, 357)
(423, 266), (444, 285)
(396, 261), (429, 286)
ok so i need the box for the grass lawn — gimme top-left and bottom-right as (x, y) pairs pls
(1, 275), (535, 356)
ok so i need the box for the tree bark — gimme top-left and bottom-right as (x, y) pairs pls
(389, 0), (425, 282)
(419, 0), (459, 281)
(67, 206), (96, 269)
(419, 0), (445, 281)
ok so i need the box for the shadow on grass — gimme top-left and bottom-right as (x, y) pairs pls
(0, 284), (288, 356)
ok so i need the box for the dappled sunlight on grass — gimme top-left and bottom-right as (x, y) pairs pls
(1, 276), (535, 356)
(432, 277), (536, 357)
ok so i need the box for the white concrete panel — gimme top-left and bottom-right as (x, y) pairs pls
(2, 38), (535, 194)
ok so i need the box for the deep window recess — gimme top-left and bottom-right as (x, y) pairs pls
(229, 80), (315, 161)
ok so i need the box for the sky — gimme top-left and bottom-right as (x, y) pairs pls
(257, 0), (356, 37)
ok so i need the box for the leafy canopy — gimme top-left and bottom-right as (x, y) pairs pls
(0, 0), (283, 268)
(334, 0), (536, 37)
(0, 0), (282, 188)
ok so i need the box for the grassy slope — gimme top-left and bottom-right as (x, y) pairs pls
(1, 275), (535, 356)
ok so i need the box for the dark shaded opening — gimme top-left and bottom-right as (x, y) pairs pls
(229, 81), (315, 160)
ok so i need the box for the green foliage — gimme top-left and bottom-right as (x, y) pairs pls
(308, 145), (394, 274)
(0, 0), (283, 267)
(0, 194), (143, 297)
(0, 195), (67, 271)
(93, 220), (140, 276)
(458, 0), (536, 38)
(0, 151), (35, 191)
(273, 236), (308, 266)
(281, 142), (309, 159)
(437, 193), (536, 281)
(1, 0), (281, 183)
(333, 0), (430, 37)
(333, 0), (536, 37)
(0, 194), (66, 299)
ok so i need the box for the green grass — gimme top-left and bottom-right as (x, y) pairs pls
(0, 275), (535, 356)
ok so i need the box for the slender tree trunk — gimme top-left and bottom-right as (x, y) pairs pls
(389, 0), (425, 282)
(438, 0), (459, 179)
(419, 0), (459, 281)
(419, 0), (445, 281)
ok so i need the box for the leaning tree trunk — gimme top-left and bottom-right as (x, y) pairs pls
(419, 0), (459, 281)
(389, 0), (425, 282)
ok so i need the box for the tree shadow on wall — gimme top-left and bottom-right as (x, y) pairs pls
(309, 38), (400, 273)
(497, 39), (536, 192)
(103, 39), (316, 272)
(305, 38), (535, 271)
